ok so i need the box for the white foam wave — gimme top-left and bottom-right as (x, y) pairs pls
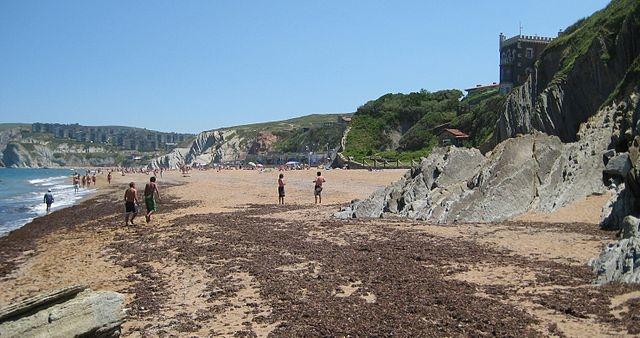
(28, 175), (70, 185)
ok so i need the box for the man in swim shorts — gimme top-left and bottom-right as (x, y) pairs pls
(124, 182), (139, 226)
(144, 176), (160, 223)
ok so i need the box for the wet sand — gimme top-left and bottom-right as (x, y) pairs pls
(1, 169), (639, 337)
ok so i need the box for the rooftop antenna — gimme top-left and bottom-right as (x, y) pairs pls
(519, 22), (523, 36)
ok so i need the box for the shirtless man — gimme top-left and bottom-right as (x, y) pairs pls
(144, 177), (160, 223)
(313, 171), (326, 204)
(124, 182), (139, 226)
(107, 171), (112, 184)
(73, 174), (79, 193)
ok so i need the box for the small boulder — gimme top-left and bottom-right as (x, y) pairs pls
(604, 153), (631, 178)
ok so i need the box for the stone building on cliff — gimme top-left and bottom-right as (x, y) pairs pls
(499, 33), (555, 93)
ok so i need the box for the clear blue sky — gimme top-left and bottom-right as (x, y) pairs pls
(0, 0), (610, 133)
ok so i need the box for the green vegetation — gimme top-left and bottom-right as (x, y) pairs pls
(214, 113), (350, 154)
(215, 114), (348, 134)
(455, 89), (506, 147)
(0, 123), (29, 132)
(544, 0), (640, 82)
(343, 90), (462, 159)
(273, 123), (346, 153)
(606, 55), (640, 105)
(342, 89), (505, 161)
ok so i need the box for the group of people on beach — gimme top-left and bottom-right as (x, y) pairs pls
(72, 171), (96, 193)
(278, 171), (326, 205)
(123, 176), (160, 226)
(46, 166), (326, 226)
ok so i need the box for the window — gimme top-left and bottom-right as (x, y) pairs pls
(526, 48), (533, 59)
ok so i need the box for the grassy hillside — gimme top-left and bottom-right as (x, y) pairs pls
(545, 0), (639, 83)
(0, 123), (30, 132)
(213, 113), (351, 153)
(342, 89), (505, 161)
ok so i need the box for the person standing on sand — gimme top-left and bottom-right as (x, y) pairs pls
(313, 171), (326, 204)
(278, 173), (285, 205)
(144, 177), (160, 223)
(107, 171), (112, 184)
(44, 189), (54, 213)
(92, 174), (96, 186)
(73, 175), (79, 193)
(81, 175), (86, 188)
(124, 182), (139, 226)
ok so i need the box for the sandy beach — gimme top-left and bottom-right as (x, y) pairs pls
(2, 168), (640, 336)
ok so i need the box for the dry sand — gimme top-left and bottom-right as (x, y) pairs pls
(1, 168), (639, 337)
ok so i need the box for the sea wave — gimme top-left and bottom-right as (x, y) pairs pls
(28, 175), (70, 185)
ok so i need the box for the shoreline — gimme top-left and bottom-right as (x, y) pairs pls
(0, 185), (115, 278)
(0, 168), (104, 237)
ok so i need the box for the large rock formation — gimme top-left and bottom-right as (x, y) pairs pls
(497, 0), (640, 143)
(591, 93), (640, 284)
(148, 129), (248, 168)
(0, 285), (125, 337)
(337, 106), (613, 223)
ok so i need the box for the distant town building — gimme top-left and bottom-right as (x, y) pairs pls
(439, 128), (469, 147)
(31, 123), (193, 152)
(499, 33), (555, 94)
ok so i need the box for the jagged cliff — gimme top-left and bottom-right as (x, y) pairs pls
(336, 104), (614, 222)
(148, 114), (349, 168)
(497, 0), (640, 143)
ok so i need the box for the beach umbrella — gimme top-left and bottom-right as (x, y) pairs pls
(285, 161), (300, 165)
(256, 163), (264, 167)
(248, 162), (257, 167)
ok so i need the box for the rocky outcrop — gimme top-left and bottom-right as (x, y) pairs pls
(591, 93), (640, 284)
(148, 147), (189, 169)
(148, 129), (264, 168)
(1, 142), (118, 168)
(337, 106), (613, 222)
(0, 285), (125, 337)
(2, 143), (34, 168)
(497, 0), (640, 143)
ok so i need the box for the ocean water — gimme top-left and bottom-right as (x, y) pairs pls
(0, 168), (95, 236)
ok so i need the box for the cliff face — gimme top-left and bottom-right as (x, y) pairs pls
(1, 141), (118, 168)
(149, 129), (255, 168)
(497, 0), (640, 143)
(336, 102), (614, 222)
(148, 114), (349, 168)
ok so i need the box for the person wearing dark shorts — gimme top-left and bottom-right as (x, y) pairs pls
(278, 173), (285, 205)
(314, 171), (326, 204)
(124, 182), (139, 226)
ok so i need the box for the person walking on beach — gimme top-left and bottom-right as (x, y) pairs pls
(278, 173), (285, 205)
(44, 189), (54, 213)
(81, 175), (86, 188)
(144, 177), (160, 223)
(92, 174), (96, 186)
(314, 171), (326, 204)
(124, 182), (139, 226)
(73, 175), (79, 193)
(107, 171), (112, 185)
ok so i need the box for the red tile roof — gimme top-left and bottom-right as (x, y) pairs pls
(443, 128), (469, 138)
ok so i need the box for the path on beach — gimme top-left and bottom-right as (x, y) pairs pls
(1, 169), (639, 336)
